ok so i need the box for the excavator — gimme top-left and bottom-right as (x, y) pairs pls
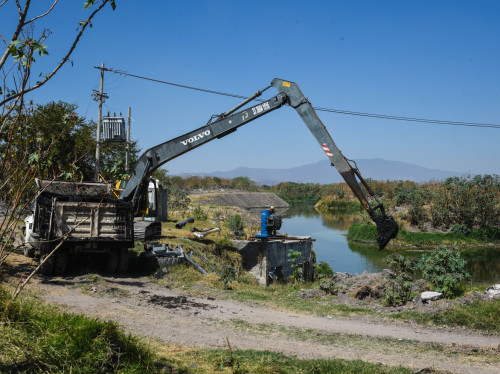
(24, 78), (398, 275)
(119, 78), (398, 250)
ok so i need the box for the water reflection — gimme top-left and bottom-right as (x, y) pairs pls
(283, 203), (500, 283)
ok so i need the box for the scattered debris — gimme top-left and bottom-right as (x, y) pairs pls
(175, 217), (194, 229)
(484, 284), (500, 299)
(191, 227), (221, 239)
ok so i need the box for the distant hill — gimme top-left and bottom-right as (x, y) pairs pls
(177, 158), (464, 185)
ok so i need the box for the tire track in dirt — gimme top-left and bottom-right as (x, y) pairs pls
(30, 275), (500, 374)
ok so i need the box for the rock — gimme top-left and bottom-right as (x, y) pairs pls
(410, 279), (429, 294)
(297, 289), (324, 299)
(381, 268), (395, 278)
(421, 291), (443, 302)
(485, 284), (500, 299)
(319, 279), (338, 295)
(354, 284), (385, 300)
(354, 285), (373, 300)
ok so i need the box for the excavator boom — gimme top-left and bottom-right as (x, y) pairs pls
(272, 79), (398, 249)
(120, 79), (398, 249)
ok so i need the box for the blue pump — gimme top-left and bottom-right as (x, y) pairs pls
(255, 209), (282, 238)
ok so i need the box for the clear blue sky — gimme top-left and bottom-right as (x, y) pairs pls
(3, 0), (500, 176)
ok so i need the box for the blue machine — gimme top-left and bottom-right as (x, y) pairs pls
(255, 209), (282, 238)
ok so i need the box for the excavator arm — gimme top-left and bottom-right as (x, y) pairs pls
(272, 79), (398, 249)
(120, 79), (398, 249)
(119, 90), (288, 204)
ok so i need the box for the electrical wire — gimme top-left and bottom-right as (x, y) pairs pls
(99, 67), (500, 129)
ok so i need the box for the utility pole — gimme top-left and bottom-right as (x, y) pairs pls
(92, 63), (108, 181)
(125, 107), (131, 172)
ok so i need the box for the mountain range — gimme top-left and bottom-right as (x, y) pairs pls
(177, 158), (465, 185)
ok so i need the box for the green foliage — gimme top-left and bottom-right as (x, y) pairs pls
(8, 39), (49, 65)
(193, 205), (208, 221)
(315, 196), (363, 213)
(394, 184), (431, 227)
(272, 182), (324, 202)
(416, 247), (470, 297)
(432, 175), (500, 230)
(450, 224), (472, 236)
(0, 287), (166, 373)
(152, 169), (190, 211)
(100, 140), (140, 182)
(348, 223), (500, 246)
(230, 176), (258, 191)
(287, 249), (303, 283)
(314, 261), (334, 279)
(347, 223), (379, 242)
(393, 298), (500, 333)
(220, 265), (236, 290)
(226, 214), (245, 237)
(383, 254), (417, 306)
(0, 101), (140, 182)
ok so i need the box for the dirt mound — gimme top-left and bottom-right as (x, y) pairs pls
(193, 191), (289, 210)
(313, 271), (490, 314)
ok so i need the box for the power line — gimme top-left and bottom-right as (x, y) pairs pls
(99, 67), (500, 129)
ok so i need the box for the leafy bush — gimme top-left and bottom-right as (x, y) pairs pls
(416, 247), (470, 297)
(226, 214), (245, 237)
(314, 261), (334, 279)
(450, 224), (471, 236)
(383, 254), (417, 306)
(220, 264), (236, 289)
(193, 205), (208, 221)
(287, 249), (303, 283)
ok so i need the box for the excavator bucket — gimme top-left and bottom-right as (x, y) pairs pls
(373, 215), (399, 250)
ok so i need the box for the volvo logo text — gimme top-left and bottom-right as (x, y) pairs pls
(181, 130), (211, 145)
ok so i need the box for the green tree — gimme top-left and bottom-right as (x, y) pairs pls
(100, 139), (140, 182)
(27, 101), (95, 180)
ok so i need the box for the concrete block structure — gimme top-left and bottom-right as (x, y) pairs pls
(233, 237), (314, 286)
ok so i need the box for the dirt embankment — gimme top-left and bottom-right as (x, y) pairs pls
(190, 190), (289, 210)
(4, 249), (499, 374)
(25, 272), (500, 374)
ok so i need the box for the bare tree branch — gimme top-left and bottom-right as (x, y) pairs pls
(0, 0), (31, 70)
(0, 0), (110, 103)
(25, 0), (58, 25)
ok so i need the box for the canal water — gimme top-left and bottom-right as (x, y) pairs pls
(283, 203), (500, 284)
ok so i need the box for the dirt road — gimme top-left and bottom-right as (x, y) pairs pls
(28, 274), (499, 374)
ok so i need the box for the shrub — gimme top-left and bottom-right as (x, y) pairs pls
(383, 254), (417, 306)
(416, 247), (470, 298)
(193, 205), (208, 221)
(220, 264), (236, 290)
(226, 214), (245, 237)
(314, 261), (334, 279)
(287, 249), (303, 283)
(450, 224), (471, 236)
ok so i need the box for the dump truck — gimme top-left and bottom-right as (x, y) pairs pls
(24, 179), (134, 274)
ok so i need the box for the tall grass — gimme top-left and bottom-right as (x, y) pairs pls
(347, 223), (500, 246)
(0, 287), (168, 373)
(391, 298), (500, 333)
(166, 346), (413, 374)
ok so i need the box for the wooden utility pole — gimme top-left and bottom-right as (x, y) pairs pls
(125, 106), (131, 172)
(93, 63), (107, 181)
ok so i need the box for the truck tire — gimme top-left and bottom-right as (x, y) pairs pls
(39, 246), (54, 275)
(106, 249), (119, 273)
(53, 247), (68, 275)
(117, 248), (129, 273)
(23, 246), (36, 258)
